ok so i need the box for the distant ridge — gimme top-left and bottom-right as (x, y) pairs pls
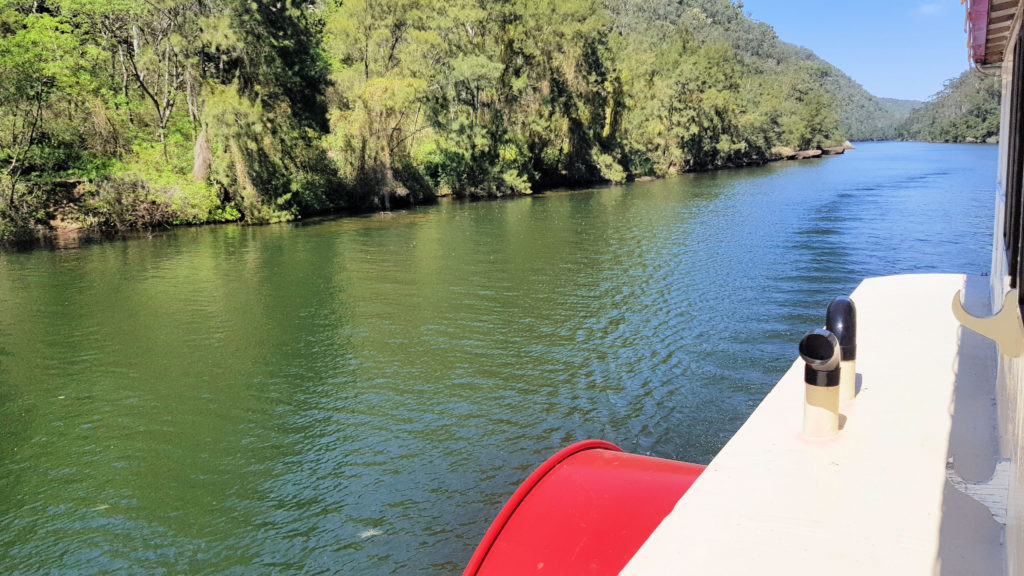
(820, 67), (924, 141)
(681, 1), (922, 141)
(897, 69), (1000, 143)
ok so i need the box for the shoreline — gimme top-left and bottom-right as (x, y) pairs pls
(3, 145), (852, 253)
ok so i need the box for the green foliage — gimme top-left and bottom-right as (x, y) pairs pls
(0, 8), (82, 214)
(2, 0), (909, 242)
(898, 69), (1000, 143)
(807, 53), (911, 141)
(105, 143), (237, 226)
(0, 0), (338, 240)
(611, 0), (841, 174)
(81, 176), (172, 232)
(200, 0), (338, 220)
(323, 0), (436, 207)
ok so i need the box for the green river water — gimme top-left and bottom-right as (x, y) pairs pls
(0, 142), (998, 573)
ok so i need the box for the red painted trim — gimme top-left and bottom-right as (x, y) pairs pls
(969, 0), (990, 64)
(463, 439), (623, 575)
(464, 440), (706, 575)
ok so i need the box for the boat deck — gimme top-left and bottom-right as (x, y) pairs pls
(620, 274), (1005, 575)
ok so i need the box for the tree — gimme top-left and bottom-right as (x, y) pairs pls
(324, 0), (434, 208)
(899, 69), (1000, 143)
(0, 9), (79, 210)
(200, 0), (337, 220)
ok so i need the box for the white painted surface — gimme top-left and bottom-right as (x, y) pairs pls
(993, 28), (1024, 575)
(620, 274), (976, 576)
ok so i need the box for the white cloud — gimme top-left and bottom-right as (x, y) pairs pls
(917, 3), (944, 15)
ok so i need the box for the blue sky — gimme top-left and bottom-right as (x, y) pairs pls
(739, 0), (971, 102)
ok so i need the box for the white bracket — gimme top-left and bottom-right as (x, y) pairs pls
(952, 288), (1024, 358)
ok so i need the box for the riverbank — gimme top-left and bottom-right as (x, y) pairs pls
(2, 141), (855, 252)
(897, 136), (999, 144)
(1, 0), (859, 254)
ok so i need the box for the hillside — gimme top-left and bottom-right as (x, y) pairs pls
(817, 62), (905, 141)
(1, 0), (860, 243)
(880, 97), (925, 119)
(1, 0), (917, 243)
(898, 69), (1001, 143)
(827, 83), (922, 141)
(684, 2), (918, 141)
(819, 65), (923, 141)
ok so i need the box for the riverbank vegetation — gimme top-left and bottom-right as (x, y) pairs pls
(897, 69), (1001, 144)
(0, 0), (865, 243)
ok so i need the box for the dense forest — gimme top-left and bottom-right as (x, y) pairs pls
(897, 68), (1001, 143)
(767, 44), (923, 141)
(0, 0), (892, 243)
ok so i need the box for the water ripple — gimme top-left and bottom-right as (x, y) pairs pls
(0, 142), (997, 574)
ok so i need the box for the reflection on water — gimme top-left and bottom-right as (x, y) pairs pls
(0, 142), (996, 573)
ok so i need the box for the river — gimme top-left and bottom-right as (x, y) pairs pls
(0, 141), (997, 574)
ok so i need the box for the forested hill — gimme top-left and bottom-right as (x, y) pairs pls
(897, 69), (1001, 143)
(821, 67), (922, 141)
(1, 0), (882, 242)
(880, 98), (925, 121)
(756, 41), (920, 141)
